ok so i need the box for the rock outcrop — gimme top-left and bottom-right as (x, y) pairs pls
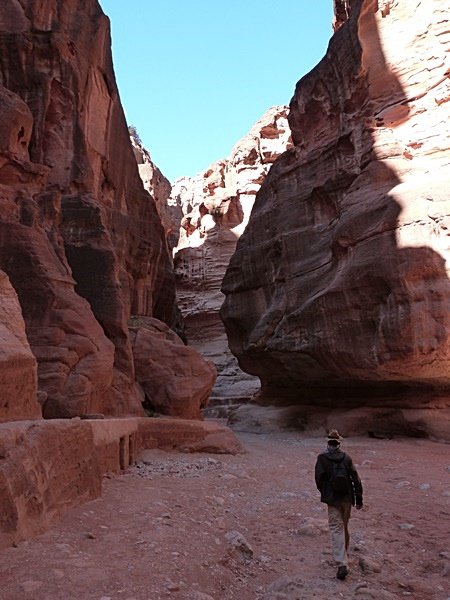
(0, 0), (177, 418)
(221, 0), (450, 422)
(168, 107), (292, 400)
(0, 270), (40, 421)
(129, 317), (216, 419)
(130, 132), (182, 252)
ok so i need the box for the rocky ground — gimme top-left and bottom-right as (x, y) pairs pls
(0, 423), (449, 600)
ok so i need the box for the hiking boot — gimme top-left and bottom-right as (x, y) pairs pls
(336, 566), (349, 580)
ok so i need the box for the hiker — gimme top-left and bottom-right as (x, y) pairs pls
(314, 429), (363, 580)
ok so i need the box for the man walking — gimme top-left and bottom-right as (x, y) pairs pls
(315, 429), (363, 580)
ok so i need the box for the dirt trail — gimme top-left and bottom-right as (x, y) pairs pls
(1, 427), (449, 600)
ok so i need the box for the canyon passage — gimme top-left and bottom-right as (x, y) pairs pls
(0, 1), (449, 598)
(0, 431), (449, 600)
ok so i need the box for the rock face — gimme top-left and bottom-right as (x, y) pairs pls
(0, 0), (177, 418)
(0, 420), (102, 547)
(169, 107), (292, 400)
(0, 270), (40, 421)
(130, 132), (182, 252)
(0, 416), (242, 548)
(221, 0), (450, 415)
(129, 317), (216, 419)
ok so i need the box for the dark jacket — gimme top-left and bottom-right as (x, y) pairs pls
(315, 449), (363, 507)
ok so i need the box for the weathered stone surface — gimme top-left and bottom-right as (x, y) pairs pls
(138, 417), (244, 454)
(0, 269), (40, 421)
(333, 0), (352, 32)
(0, 416), (242, 547)
(0, 419), (101, 548)
(129, 317), (216, 419)
(221, 0), (450, 418)
(167, 107), (292, 401)
(227, 403), (450, 441)
(0, 0), (177, 417)
(130, 132), (182, 252)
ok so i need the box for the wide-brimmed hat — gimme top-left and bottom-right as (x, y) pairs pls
(327, 429), (342, 442)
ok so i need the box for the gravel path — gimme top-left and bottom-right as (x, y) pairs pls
(1, 428), (449, 599)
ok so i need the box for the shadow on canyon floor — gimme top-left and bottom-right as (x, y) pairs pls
(0, 429), (448, 600)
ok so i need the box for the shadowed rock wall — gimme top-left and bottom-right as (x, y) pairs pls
(221, 0), (450, 412)
(0, 270), (40, 421)
(130, 133), (181, 252)
(0, 0), (177, 418)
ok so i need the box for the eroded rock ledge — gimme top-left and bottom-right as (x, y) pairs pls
(0, 417), (243, 549)
(221, 0), (450, 424)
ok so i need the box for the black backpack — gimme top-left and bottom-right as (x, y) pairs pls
(330, 454), (350, 493)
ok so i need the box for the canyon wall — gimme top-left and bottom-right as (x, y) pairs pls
(166, 107), (292, 400)
(130, 133), (182, 252)
(221, 0), (450, 419)
(0, 270), (40, 421)
(0, 0), (189, 419)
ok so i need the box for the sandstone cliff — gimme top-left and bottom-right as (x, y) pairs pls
(130, 131), (182, 252)
(0, 0), (178, 418)
(166, 107), (292, 400)
(221, 0), (450, 418)
(130, 317), (216, 419)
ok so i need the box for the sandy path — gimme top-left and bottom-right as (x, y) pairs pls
(0, 428), (449, 600)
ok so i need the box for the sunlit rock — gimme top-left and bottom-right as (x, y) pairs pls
(168, 107), (292, 401)
(221, 0), (450, 433)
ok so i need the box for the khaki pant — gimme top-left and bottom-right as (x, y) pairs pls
(327, 501), (352, 566)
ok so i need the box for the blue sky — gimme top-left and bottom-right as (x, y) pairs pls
(99, 1), (334, 181)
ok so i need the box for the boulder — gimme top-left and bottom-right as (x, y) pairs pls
(130, 317), (216, 419)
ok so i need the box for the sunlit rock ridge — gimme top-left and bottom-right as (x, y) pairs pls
(161, 107), (292, 400)
(221, 0), (450, 435)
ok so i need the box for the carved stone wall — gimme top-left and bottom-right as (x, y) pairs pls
(0, 269), (40, 421)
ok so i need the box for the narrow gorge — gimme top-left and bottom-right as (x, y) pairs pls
(0, 0), (449, 566)
(132, 106), (292, 404)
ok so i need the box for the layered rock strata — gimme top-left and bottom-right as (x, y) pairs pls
(168, 107), (292, 400)
(221, 0), (450, 417)
(0, 0), (179, 418)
